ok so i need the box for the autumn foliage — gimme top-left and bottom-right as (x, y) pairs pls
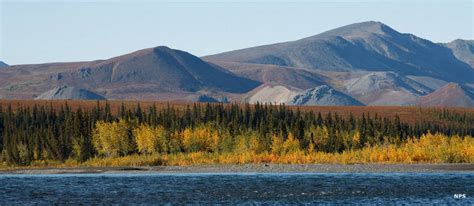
(93, 120), (134, 157)
(86, 120), (474, 166)
(133, 124), (167, 154)
(0, 101), (473, 167)
(82, 132), (473, 166)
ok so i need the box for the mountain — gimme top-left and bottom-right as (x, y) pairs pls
(60, 46), (260, 94)
(444, 39), (474, 68)
(0, 61), (7, 68)
(290, 85), (364, 106)
(0, 46), (260, 100)
(341, 72), (432, 105)
(417, 83), (474, 107)
(35, 86), (106, 100)
(2, 22), (473, 106)
(204, 21), (474, 83)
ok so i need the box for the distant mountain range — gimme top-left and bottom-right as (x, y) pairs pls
(1, 21), (473, 107)
(0, 46), (258, 100)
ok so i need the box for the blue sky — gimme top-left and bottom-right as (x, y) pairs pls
(1, 0), (473, 65)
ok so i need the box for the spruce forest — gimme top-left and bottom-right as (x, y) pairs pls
(1, 101), (473, 167)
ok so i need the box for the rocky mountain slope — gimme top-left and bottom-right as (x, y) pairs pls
(290, 85), (364, 106)
(35, 86), (106, 100)
(204, 21), (474, 84)
(243, 83), (303, 104)
(444, 39), (474, 68)
(196, 95), (229, 103)
(243, 83), (363, 106)
(341, 72), (432, 105)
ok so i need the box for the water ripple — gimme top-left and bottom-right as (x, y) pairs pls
(0, 173), (472, 204)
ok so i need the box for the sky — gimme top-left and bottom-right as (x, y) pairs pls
(1, 0), (473, 65)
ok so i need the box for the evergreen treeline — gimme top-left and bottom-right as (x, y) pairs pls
(0, 102), (472, 165)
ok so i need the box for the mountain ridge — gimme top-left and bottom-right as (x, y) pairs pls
(1, 21), (473, 107)
(204, 21), (474, 83)
(0, 46), (260, 100)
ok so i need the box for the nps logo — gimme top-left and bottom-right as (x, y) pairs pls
(454, 194), (466, 199)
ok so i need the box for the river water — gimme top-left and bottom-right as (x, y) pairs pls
(0, 173), (472, 204)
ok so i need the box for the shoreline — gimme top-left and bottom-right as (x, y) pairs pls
(1, 163), (473, 175)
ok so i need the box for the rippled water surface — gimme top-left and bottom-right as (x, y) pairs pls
(0, 173), (472, 204)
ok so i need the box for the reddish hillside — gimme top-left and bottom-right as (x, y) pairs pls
(0, 47), (259, 100)
(418, 83), (474, 107)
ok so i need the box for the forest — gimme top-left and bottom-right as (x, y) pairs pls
(0, 101), (473, 167)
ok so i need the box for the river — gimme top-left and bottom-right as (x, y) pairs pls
(0, 172), (472, 204)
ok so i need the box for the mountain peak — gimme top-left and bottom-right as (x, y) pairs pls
(313, 21), (398, 39)
(444, 82), (461, 89)
(350, 21), (387, 29)
(440, 83), (473, 96)
(449, 39), (474, 44)
(110, 46), (174, 60)
(153, 46), (173, 52)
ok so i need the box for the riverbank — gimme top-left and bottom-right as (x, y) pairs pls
(1, 163), (473, 174)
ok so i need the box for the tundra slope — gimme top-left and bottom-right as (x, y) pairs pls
(417, 83), (474, 107)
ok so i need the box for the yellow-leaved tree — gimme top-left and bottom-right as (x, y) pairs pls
(168, 131), (183, 154)
(271, 134), (283, 155)
(234, 131), (262, 154)
(133, 124), (167, 154)
(93, 119), (134, 157)
(282, 133), (301, 154)
(182, 124), (219, 152)
(306, 126), (329, 152)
